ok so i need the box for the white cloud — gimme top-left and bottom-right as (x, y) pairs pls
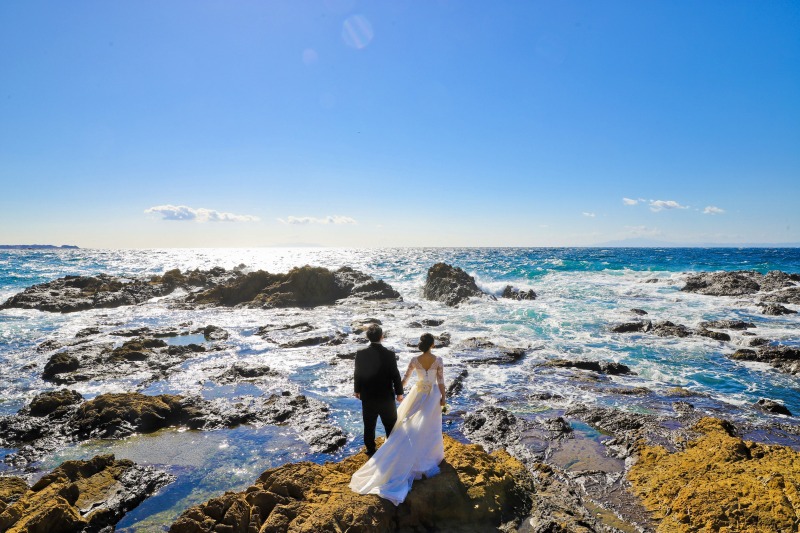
(703, 205), (725, 215)
(145, 205), (259, 222)
(278, 215), (357, 225)
(582, 212), (596, 218)
(649, 200), (688, 212)
(622, 197), (639, 206)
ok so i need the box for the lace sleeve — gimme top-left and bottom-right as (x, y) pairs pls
(436, 357), (445, 386)
(402, 359), (414, 387)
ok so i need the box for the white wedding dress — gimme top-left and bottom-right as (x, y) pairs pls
(349, 355), (446, 505)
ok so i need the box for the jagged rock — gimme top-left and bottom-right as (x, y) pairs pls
(39, 338), (206, 385)
(610, 320), (651, 333)
(755, 398), (792, 416)
(422, 263), (492, 306)
(543, 359), (632, 375)
(75, 326), (101, 338)
(500, 285), (537, 300)
(279, 333), (344, 348)
(42, 351), (81, 379)
(214, 363), (279, 384)
(257, 322), (315, 337)
(758, 302), (797, 315)
(682, 271), (763, 296)
(564, 405), (667, 455)
(695, 328), (731, 342)
(72, 393), (188, 439)
(628, 417), (800, 532)
(0, 274), (169, 313)
(466, 347), (526, 366)
(682, 269), (800, 297)
(761, 286), (800, 304)
(408, 318), (444, 328)
(729, 345), (800, 375)
(0, 477), (28, 515)
(629, 308), (648, 315)
(446, 369), (468, 398)
(26, 389), (84, 417)
(192, 266), (400, 308)
(651, 321), (692, 338)
(169, 435), (534, 533)
(698, 319), (755, 330)
(201, 324), (229, 341)
(0, 454), (173, 532)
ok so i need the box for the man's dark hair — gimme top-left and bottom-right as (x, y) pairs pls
(366, 324), (383, 343)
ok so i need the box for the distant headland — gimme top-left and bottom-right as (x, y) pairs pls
(0, 244), (79, 250)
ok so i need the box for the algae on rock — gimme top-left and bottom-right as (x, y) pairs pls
(628, 417), (800, 532)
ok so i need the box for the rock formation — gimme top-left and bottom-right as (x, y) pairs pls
(191, 266), (400, 308)
(0, 454), (173, 532)
(628, 417), (800, 532)
(169, 435), (534, 533)
(500, 285), (537, 300)
(730, 345), (800, 376)
(682, 269), (799, 297)
(422, 263), (492, 306)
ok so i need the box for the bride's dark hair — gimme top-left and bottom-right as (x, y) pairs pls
(418, 333), (435, 352)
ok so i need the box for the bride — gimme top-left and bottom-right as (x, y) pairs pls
(349, 333), (446, 505)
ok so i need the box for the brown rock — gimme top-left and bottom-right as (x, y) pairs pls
(170, 435), (533, 532)
(0, 454), (172, 533)
(628, 417), (800, 532)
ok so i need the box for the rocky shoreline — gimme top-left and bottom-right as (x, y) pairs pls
(1, 264), (799, 531)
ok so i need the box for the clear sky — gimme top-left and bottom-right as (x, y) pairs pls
(1, 1), (798, 247)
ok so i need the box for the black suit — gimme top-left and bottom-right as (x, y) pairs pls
(354, 342), (403, 454)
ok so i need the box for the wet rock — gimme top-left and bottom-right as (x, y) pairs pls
(75, 326), (101, 338)
(606, 386), (651, 396)
(755, 398), (792, 416)
(446, 368), (468, 398)
(192, 266), (400, 308)
(629, 308), (648, 315)
(543, 359), (632, 375)
(746, 336), (769, 347)
(672, 401), (695, 416)
(501, 285), (537, 300)
(42, 351), (81, 379)
(564, 405), (667, 456)
(729, 345), (800, 375)
(0, 273), (170, 313)
(0, 454), (173, 532)
(40, 338), (206, 385)
(643, 278), (660, 283)
(350, 317), (381, 334)
(256, 322), (315, 336)
(651, 320), (693, 337)
(72, 393), (188, 439)
(698, 319), (755, 330)
(695, 328), (731, 342)
(761, 286), (800, 304)
(408, 318), (444, 328)
(170, 435), (534, 533)
(215, 363), (279, 384)
(682, 270), (763, 296)
(201, 324), (229, 341)
(422, 263), (493, 306)
(454, 336), (497, 350)
(628, 417), (800, 532)
(279, 333), (344, 348)
(760, 270), (800, 292)
(609, 320), (651, 333)
(465, 347), (526, 366)
(26, 389), (83, 417)
(757, 302), (797, 315)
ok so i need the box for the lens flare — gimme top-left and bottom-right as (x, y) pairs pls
(342, 14), (374, 49)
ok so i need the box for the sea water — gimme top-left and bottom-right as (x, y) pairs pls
(1, 247), (799, 530)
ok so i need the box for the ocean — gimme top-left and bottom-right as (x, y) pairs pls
(1, 247), (799, 530)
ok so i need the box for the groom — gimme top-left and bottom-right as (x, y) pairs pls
(353, 324), (404, 456)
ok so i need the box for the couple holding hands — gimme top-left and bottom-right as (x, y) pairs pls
(349, 324), (446, 506)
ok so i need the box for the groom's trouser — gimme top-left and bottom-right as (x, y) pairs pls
(362, 397), (397, 454)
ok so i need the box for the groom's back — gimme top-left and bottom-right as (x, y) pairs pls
(354, 343), (398, 401)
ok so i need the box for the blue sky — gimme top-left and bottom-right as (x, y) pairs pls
(1, 1), (798, 247)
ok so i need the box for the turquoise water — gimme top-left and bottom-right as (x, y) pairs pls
(1, 247), (799, 530)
